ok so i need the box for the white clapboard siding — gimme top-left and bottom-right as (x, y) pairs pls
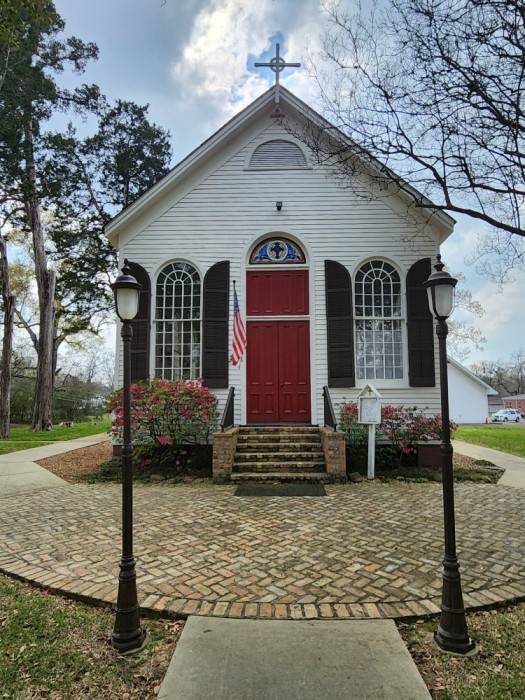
(116, 110), (446, 425)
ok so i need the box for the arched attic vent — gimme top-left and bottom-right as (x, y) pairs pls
(249, 139), (308, 168)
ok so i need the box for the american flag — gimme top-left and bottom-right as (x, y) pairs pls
(231, 286), (247, 366)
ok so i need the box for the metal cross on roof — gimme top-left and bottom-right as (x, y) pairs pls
(254, 43), (301, 104)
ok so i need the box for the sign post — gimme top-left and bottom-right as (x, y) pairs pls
(357, 385), (382, 480)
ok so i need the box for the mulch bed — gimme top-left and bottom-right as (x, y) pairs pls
(37, 440), (113, 483)
(36, 440), (490, 484)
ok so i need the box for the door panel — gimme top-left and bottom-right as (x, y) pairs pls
(247, 322), (280, 421)
(247, 270), (309, 316)
(278, 322), (310, 421)
(247, 320), (311, 423)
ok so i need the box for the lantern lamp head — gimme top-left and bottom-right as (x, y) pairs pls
(111, 259), (142, 321)
(423, 254), (457, 320)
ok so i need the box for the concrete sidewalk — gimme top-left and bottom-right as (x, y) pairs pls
(454, 439), (525, 489)
(0, 433), (109, 497)
(157, 617), (431, 700)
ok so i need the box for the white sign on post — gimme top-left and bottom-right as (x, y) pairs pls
(357, 385), (382, 480)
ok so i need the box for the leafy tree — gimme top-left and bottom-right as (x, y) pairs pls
(0, 3), (100, 431)
(8, 344), (37, 424)
(310, 0), (525, 279)
(0, 0), (56, 91)
(0, 6), (171, 432)
(42, 100), (172, 325)
(87, 100), (173, 210)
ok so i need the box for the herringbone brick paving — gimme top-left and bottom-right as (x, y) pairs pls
(1, 481), (524, 620)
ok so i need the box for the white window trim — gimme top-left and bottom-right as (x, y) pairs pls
(153, 261), (203, 381)
(353, 259), (409, 389)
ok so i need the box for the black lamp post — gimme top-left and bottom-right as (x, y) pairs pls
(108, 260), (146, 653)
(424, 255), (476, 655)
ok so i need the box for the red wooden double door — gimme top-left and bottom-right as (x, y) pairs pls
(246, 270), (311, 423)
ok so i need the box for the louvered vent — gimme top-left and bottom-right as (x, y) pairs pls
(249, 140), (307, 168)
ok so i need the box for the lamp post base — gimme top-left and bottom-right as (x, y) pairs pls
(433, 557), (477, 656)
(108, 555), (147, 654)
(108, 626), (147, 655)
(434, 629), (477, 656)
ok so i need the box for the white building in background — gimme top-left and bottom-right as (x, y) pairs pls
(448, 357), (497, 424)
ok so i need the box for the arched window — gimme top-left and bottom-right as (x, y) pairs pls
(154, 262), (201, 380)
(354, 260), (404, 381)
(249, 237), (306, 264)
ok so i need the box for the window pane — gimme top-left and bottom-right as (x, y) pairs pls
(155, 263), (201, 379)
(354, 261), (404, 381)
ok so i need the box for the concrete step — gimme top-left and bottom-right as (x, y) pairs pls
(232, 461), (326, 474)
(230, 471), (332, 483)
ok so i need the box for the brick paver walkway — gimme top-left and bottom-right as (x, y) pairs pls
(1, 481), (524, 620)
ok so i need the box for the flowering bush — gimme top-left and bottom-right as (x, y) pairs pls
(379, 405), (447, 456)
(339, 401), (457, 467)
(105, 377), (219, 447)
(339, 402), (367, 446)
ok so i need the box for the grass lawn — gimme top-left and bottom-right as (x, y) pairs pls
(0, 574), (182, 700)
(0, 419), (111, 456)
(2, 572), (525, 700)
(400, 604), (525, 699)
(456, 425), (525, 459)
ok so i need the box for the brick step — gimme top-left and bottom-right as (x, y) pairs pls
(239, 427), (319, 435)
(234, 451), (324, 462)
(230, 471), (332, 483)
(235, 444), (322, 455)
(236, 436), (322, 447)
(232, 461), (326, 473)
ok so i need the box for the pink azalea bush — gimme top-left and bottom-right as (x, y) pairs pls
(106, 377), (219, 447)
(105, 378), (219, 476)
(339, 401), (457, 467)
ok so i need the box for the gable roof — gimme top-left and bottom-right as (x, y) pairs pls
(105, 85), (455, 246)
(448, 356), (498, 395)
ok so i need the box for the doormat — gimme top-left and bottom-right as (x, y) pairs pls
(234, 483), (327, 497)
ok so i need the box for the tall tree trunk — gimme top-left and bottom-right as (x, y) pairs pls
(30, 264), (56, 431)
(24, 112), (56, 432)
(0, 235), (15, 438)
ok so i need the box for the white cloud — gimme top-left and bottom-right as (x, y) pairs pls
(170, 0), (324, 133)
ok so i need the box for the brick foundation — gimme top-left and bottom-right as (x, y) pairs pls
(212, 427), (239, 482)
(319, 427), (346, 482)
(417, 441), (441, 467)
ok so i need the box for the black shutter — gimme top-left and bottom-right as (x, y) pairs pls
(202, 261), (230, 388)
(127, 262), (151, 383)
(325, 260), (355, 387)
(407, 258), (435, 387)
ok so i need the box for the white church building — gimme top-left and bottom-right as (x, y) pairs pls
(106, 80), (456, 440)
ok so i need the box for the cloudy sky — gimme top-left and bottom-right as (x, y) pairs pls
(53, 0), (524, 366)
